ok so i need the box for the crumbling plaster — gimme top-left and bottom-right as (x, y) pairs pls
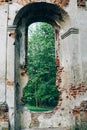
(0, 0), (87, 130)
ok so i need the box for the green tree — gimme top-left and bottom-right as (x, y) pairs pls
(23, 22), (59, 108)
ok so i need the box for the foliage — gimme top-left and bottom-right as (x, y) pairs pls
(27, 105), (53, 112)
(23, 22), (59, 109)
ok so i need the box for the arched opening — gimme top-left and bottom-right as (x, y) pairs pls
(22, 22), (59, 112)
(13, 2), (68, 129)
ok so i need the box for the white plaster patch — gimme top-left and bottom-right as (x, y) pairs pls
(8, 3), (23, 26)
(0, 83), (5, 103)
(6, 86), (14, 107)
(9, 108), (14, 130)
(21, 109), (31, 129)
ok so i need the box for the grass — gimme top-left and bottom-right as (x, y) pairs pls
(26, 105), (54, 112)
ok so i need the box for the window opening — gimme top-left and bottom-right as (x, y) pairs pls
(23, 22), (59, 112)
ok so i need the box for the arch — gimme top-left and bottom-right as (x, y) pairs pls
(13, 2), (67, 26)
(13, 2), (69, 129)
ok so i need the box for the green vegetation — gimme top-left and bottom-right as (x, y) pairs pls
(70, 123), (87, 130)
(23, 22), (59, 111)
(27, 105), (54, 112)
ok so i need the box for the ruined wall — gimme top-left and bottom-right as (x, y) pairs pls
(0, 0), (87, 130)
(0, 103), (8, 129)
(58, 0), (87, 128)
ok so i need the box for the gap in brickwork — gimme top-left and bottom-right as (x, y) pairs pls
(22, 22), (60, 112)
(5, 0), (12, 1)
(77, 0), (86, 7)
(55, 0), (70, 7)
(17, 0), (70, 7)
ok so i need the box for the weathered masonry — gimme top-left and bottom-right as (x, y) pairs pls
(0, 0), (87, 130)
